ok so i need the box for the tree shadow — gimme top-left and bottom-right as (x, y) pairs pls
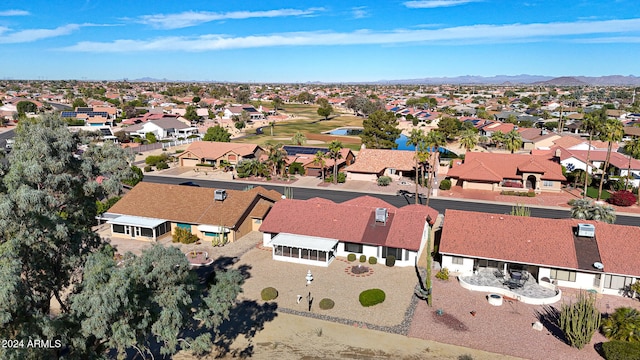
(535, 305), (568, 344)
(214, 300), (279, 358)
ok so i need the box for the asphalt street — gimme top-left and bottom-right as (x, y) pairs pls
(142, 175), (640, 227)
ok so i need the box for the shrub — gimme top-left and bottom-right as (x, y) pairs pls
(385, 255), (396, 267)
(319, 298), (335, 310)
(559, 291), (601, 349)
(500, 190), (534, 197)
(261, 287), (278, 301)
(347, 253), (356, 262)
(156, 161), (169, 170)
(172, 227), (198, 244)
(436, 268), (450, 281)
(368, 256), (377, 265)
(601, 340), (640, 360)
(601, 307), (640, 342)
(439, 179), (452, 190)
(337, 172), (346, 183)
(359, 255), (367, 263)
(195, 163), (215, 167)
(144, 165), (153, 172)
(527, 191), (536, 197)
(145, 153), (169, 167)
(607, 190), (637, 207)
(377, 176), (392, 186)
(458, 355), (475, 360)
(288, 162), (304, 175)
(359, 289), (386, 307)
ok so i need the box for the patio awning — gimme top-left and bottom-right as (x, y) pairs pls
(269, 233), (338, 252)
(107, 215), (167, 228)
(197, 225), (231, 233)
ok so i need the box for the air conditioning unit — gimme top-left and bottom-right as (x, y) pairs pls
(375, 207), (388, 224)
(214, 189), (227, 201)
(577, 223), (595, 238)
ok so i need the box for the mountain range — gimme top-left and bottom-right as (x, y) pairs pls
(129, 75), (640, 86)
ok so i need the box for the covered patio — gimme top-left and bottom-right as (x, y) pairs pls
(107, 214), (171, 241)
(269, 233), (338, 267)
(458, 268), (561, 305)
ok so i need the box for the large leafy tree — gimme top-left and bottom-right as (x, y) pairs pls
(16, 100), (37, 115)
(327, 140), (343, 184)
(345, 96), (383, 117)
(316, 98), (333, 120)
(203, 125), (231, 142)
(0, 115), (135, 358)
(437, 117), (462, 140)
(184, 105), (201, 122)
(70, 245), (243, 358)
(360, 110), (401, 149)
(597, 118), (624, 201)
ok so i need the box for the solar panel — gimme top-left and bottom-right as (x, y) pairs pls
(99, 128), (113, 136)
(60, 111), (108, 118)
(283, 146), (329, 155)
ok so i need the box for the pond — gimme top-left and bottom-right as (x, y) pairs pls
(326, 127), (363, 136)
(326, 128), (457, 156)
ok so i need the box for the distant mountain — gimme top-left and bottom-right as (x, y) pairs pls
(376, 75), (640, 86)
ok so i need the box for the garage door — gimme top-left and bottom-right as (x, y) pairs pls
(181, 158), (200, 167)
(306, 168), (321, 177)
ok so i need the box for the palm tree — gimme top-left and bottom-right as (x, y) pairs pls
(569, 199), (616, 224)
(459, 129), (478, 153)
(313, 151), (326, 182)
(423, 130), (446, 207)
(266, 143), (287, 177)
(601, 307), (640, 342)
(491, 131), (506, 149)
(597, 118), (624, 201)
(581, 111), (604, 199)
(406, 129), (425, 204)
(504, 130), (523, 153)
(327, 140), (343, 184)
(292, 131), (307, 146)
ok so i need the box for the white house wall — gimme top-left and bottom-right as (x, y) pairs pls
(263, 232), (273, 247)
(441, 255), (474, 274)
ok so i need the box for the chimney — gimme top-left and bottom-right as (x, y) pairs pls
(554, 149), (561, 158)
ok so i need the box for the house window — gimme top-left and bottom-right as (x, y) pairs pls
(543, 180), (554, 187)
(176, 223), (191, 230)
(382, 247), (403, 260)
(603, 274), (634, 290)
(452, 256), (464, 265)
(203, 232), (228, 240)
(550, 269), (576, 282)
(388, 168), (396, 175)
(254, 219), (262, 224)
(140, 228), (153, 237)
(113, 224), (125, 233)
(155, 222), (170, 236)
(344, 242), (363, 253)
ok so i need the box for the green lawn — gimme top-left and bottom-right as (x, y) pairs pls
(585, 186), (611, 200)
(232, 104), (363, 150)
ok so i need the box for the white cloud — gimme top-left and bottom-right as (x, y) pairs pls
(0, 24), (81, 44)
(60, 18), (640, 52)
(136, 8), (324, 29)
(0, 9), (30, 16)
(404, 0), (481, 9)
(351, 7), (369, 19)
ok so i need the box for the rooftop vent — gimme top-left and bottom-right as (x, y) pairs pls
(593, 262), (604, 270)
(577, 223), (595, 238)
(214, 189), (227, 201)
(375, 207), (388, 224)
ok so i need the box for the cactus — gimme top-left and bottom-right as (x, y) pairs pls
(559, 291), (601, 349)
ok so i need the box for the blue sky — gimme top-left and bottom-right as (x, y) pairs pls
(1, 0), (639, 82)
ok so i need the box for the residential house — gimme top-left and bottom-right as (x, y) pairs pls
(345, 148), (417, 181)
(105, 182), (281, 243)
(440, 209), (640, 299)
(259, 196), (438, 267)
(177, 141), (264, 167)
(281, 145), (355, 177)
(123, 118), (198, 140)
(446, 152), (566, 192)
(478, 121), (516, 137)
(223, 104), (264, 120)
(517, 128), (561, 150)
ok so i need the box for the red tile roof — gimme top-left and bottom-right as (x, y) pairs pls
(346, 148), (415, 173)
(440, 210), (640, 277)
(446, 152), (566, 182)
(259, 197), (437, 251)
